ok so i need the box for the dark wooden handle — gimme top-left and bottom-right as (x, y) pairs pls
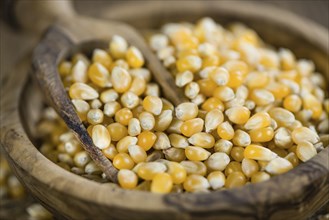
(1, 0), (75, 33)
(32, 26), (118, 183)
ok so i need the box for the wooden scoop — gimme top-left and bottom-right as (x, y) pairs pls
(8, 0), (187, 182)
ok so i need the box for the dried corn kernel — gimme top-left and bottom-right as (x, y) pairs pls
(244, 145), (277, 161)
(118, 169), (138, 189)
(151, 173), (173, 194)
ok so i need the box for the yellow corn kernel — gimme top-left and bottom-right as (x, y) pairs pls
(129, 68), (151, 83)
(224, 161), (242, 176)
(206, 152), (230, 171)
(197, 78), (218, 97)
(284, 152), (300, 167)
(175, 102), (198, 121)
(188, 132), (215, 148)
(250, 89), (275, 106)
(205, 109), (224, 132)
(151, 173), (173, 194)
(129, 76), (146, 96)
(91, 125), (111, 150)
(168, 134), (189, 149)
(111, 67), (132, 93)
(244, 112), (271, 130)
(139, 111), (155, 131)
(128, 145), (147, 163)
(201, 97), (224, 112)
(207, 171), (225, 190)
(71, 60), (88, 83)
(269, 107), (295, 127)
(217, 121), (234, 140)
(72, 99), (90, 121)
(69, 82), (99, 100)
(92, 48), (112, 70)
(180, 118), (204, 137)
(162, 98), (174, 111)
(137, 131), (157, 151)
(149, 33), (168, 51)
(120, 92), (139, 109)
(213, 86), (235, 102)
(232, 130), (251, 147)
(244, 144), (277, 161)
(266, 82), (290, 100)
(245, 72), (270, 89)
(117, 136), (138, 153)
(115, 108), (133, 126)
(291, 126), (319, 144)
(274, 127), (293, 149)
(111, 59), (129, 70)
(265, 157), (293, 175)
(167, 162), (187, 184)
(241, 158), (259, 178)
(145, 83), (160, 97)
(283, 94), (302, 113)
(249, 127), (274, 142)
(225, 106), (250, 125)
(126, 46), (144, 68)
(175, 71), (194, 87)
(176, 55), (202, 73)
(107, 122), (128, 142)
(230, 147), (245, 162)
(251, 171), (270, 183)
(183, 175), (210, 192)
(185, 146), (211, 161)
(102, 144), (118, 160)
(128, 118), (141, 137)
(180, 161), (207, 176)
(153, 132), (171, 150)
(184, 82), (200, 99)
(73, 151), (91, 168)
(109, 35), (128, 59)
(296, 141), (317, 162)
(58, 61), (72, 76)
(137, 162), (167, 180)
(100, 89), (119, 103)
(154, 110), (173, 132)
(113, 153), (135, 170)
(202, 55), (220, 67)
(209, 67), (230, 86)
(143, 96), (163, 116)
(279, 48), (296, 70)
(118, 169), (138, 189)
(225, 171), (247, 189)
(87, 109), (104, 125)
(214, 139), (233, 154)
(90, 99), (102, 109)
(303, 93), (323, 119)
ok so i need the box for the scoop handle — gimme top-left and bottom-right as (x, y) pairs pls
(1, 0), (75, 33)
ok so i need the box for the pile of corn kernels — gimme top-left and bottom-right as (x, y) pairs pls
(0, 154), (52, 219)
(37, 17), (329, 194)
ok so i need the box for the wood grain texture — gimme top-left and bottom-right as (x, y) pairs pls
(0, 1), (328, 220)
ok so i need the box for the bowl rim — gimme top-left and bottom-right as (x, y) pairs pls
(1, 0), (329, 217)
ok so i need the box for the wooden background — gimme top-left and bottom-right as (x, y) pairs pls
(0, 0), (328, 219)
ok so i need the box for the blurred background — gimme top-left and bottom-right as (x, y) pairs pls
(0, 1), (328, 219)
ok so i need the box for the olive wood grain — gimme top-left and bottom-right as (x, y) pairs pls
(24, 0), (187, 182)
(1, 1), (328, 220)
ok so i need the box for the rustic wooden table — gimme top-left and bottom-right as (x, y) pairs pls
(0, 1), (328, 219)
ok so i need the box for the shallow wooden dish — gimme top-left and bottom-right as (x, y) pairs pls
(1, 1), (328, 219)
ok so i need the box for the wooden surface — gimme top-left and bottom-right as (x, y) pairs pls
(0, 1), (329, 220)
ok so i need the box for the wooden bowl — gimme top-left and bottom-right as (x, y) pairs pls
(1, 1), (328, 219)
